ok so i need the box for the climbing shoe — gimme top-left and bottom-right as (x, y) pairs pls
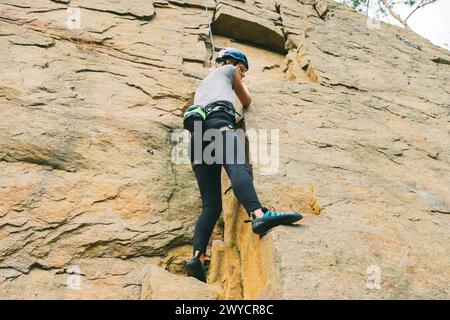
(185, 255), (206, 283)
(245, 207), (303, 236)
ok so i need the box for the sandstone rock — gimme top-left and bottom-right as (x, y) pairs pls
(165, 0), (216, 10)
(0, 1), (205, 299)
(140, 264), (219, 300)
(212, 1), (286, 53)
(1, 0), (449, 300)
(70, 0), (155, 20)
(0, 257), (160, 299)
(314, 0), (328, 19)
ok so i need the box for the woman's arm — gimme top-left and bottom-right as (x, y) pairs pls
(233, 70), (252, 108)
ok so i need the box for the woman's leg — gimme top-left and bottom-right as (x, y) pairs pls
(221, 131), (262, 215)
(191, 162), (222, 258)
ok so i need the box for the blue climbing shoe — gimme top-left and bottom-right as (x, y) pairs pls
(185, 255), (206, 283)
(246, 207), (303, 236)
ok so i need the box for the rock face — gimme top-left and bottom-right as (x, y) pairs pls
(212, 1), (286, 53)
(1, 0), (449, 299)
(140, 264), (219, 300)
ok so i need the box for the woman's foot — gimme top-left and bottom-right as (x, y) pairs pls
(247, 206), (303, 236)
(185, 252), (206, 283)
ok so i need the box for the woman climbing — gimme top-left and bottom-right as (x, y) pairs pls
(185, 48), (303, 282)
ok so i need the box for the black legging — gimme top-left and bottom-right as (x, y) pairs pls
(188, 123), (262, 256)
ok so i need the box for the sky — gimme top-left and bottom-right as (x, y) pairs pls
(335, 0), (450, 51)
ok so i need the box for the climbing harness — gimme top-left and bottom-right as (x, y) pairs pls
(183, 104), (207, 132)
(204, 0), (216, 61)
(204, 101), (242, 118)
(396, 34), (422, 51)
(183, 100), (241, 132)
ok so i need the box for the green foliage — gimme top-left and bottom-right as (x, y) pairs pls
(217, 215), (224, 228)
(338, 0), (437, 23)
(341, 0), (420, 12)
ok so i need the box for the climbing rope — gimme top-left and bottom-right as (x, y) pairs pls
(204, 0), (216, 62)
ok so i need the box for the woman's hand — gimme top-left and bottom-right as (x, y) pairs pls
(241, 84), (251, 109)
(233, 66), (251, 108)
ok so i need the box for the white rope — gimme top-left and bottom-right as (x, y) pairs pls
(204, 0), (216, 62)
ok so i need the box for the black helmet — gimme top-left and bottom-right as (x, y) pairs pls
(215, 47), (249, 71)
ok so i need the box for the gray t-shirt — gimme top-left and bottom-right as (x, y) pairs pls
(194, 64), (237, 108)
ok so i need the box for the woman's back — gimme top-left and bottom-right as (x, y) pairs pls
(194, 64), (237, 108)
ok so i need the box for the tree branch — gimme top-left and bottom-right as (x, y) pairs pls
(377, 0), (392, 24)
(379, 0), (410, 29)
(405, 0), (437, 23)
